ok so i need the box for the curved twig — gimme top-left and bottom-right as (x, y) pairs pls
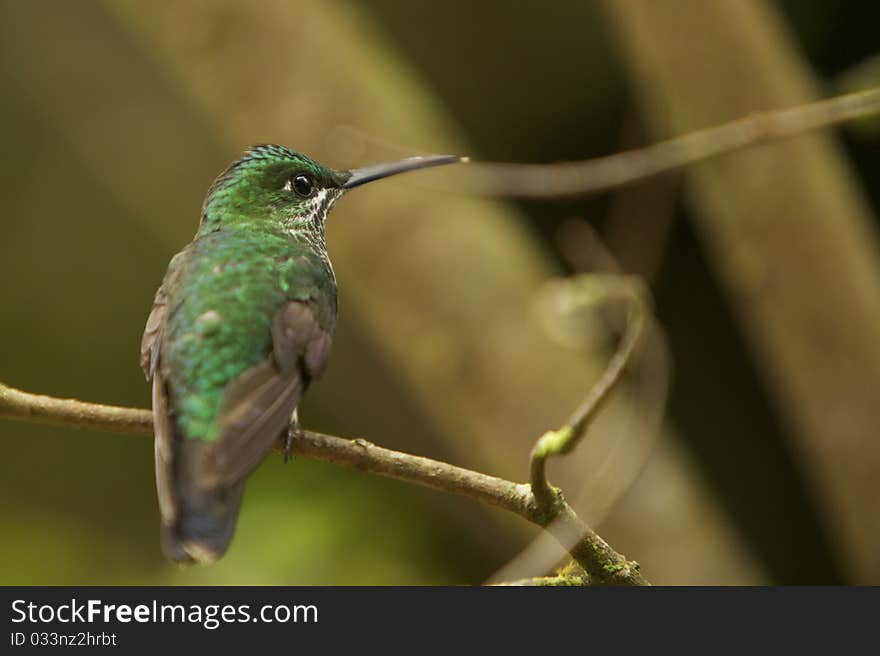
(529, 277), (648, 509)
(411, 87), (880, 197)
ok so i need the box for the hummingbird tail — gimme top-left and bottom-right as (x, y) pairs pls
(161, 478), (246, 565)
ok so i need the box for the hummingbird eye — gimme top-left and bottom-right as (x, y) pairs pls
(288, 173), (314, 198)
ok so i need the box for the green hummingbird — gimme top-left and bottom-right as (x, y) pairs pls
(140, 144), (461, 564)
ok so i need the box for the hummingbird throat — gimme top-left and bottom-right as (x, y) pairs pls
(283, 188), (339, 235)
(282, 187), (343, 269)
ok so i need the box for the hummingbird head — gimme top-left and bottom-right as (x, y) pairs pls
(200, 144), (462, 234)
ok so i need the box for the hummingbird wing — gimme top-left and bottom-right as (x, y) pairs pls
(200, 300), (333, 488)
(151, 367), (179, 525)
(140, 302), (164, 380)
(141, 258), (184, 525)
(141, 251), (185, 381)
(142, 297), (195, 538)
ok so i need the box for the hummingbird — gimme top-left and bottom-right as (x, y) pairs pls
(140, 144), (461, 564)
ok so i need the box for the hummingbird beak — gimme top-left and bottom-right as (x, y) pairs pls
(341, 154), (465, 189)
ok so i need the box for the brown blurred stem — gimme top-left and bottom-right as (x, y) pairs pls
(0, 381), (647, 586)
(461, 87), (880, 197)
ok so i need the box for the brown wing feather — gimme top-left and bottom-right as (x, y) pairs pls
(142, 298), (177, 524)
(141, 302), (165, 380)
(200, 363), (304, 488)
(152, 370), (178, 525)
(201, 301), (332, 488)
(141, 253), (184, 381)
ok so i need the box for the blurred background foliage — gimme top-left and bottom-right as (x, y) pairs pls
(1, 0), (878, 584)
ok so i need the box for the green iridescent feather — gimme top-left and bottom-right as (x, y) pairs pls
(160, 227), (335, 441)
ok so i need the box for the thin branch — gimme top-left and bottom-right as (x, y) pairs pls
(0, 383), (153, 435)
(454, 87), (880, 197)
(0, 380), (648, 586)
(530, 277), (647, 508)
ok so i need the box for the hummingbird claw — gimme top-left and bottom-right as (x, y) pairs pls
(284, 409), (300, 463)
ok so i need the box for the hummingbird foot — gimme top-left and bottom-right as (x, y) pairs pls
(284, 409), (301, 463)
